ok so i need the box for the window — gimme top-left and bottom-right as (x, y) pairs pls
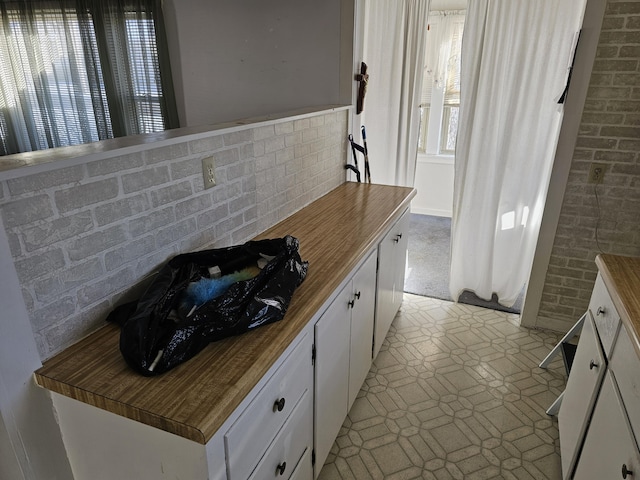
(418, 11), (465, 155)
(0, 0), (177, 156)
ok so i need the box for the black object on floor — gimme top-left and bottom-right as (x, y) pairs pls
(404, 213), (525, 314)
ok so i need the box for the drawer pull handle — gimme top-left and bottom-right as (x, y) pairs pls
(589, 360), (598, 370)
(276, 462), (287, 476)
(622, 464), (633, 478)
(348, 299), (355, 308)
(597, 306), (606, 316)
(273, 398), (286, 412)
(355, 291), (361, 300)
(393, 233), (402, 243)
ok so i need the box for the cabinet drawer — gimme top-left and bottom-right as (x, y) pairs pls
(588, 273), (620, 359)
(225, 333), (312, 480)
(248, 390), (312, 480)
(289, 445), (312, 480)
(611, 325), (640, 448)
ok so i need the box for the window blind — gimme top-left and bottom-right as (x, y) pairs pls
(0, 0), (177, 156)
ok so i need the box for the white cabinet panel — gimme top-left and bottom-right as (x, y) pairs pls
(572, 371), (640, 480)
(349, 252), (377, 408)
(314, 250), (378, 477)
(611, 325), (640, 448)
(314, 283), (351, 477)
(374, 208), (410, 358)
(558, 312), (606, 479)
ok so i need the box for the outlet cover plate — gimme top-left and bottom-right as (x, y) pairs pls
(588, 162), (606, 184)
(202, 156), (216, 189)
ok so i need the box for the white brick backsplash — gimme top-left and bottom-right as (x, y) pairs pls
(129, 207), (176, 238)
(55, 178), (120, 213)
(1, 195), (54, 227)
(14, 249), (66, 283)
(86, 153), (144, 177)
(223, 129), (252, 146)
(169, 157), (202, 180)
(0, 109), (348, 359)
(104, 236), (156, 272)
(67, 226), (128, 262)
(7, 165), (85, 195)
(95, 194), (151, 226)
(22, 211), (94, 253)
(34, 258), (104, 303)
(539, 4), (640, 327)
(189, 135), (224, 154)
(77, 267), (136, 309)
(150, 180), (194, 208)
(212, 147), (240, 167)
(30, 296), (77, 332)
(121, 166), (170, 194)
(145, 144), (189, 164)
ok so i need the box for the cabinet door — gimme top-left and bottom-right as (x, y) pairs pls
(374, 209), (410, 359)
(314, 284), (351, 478)
(558, 312), (606, 479)
(348, 252), (377, 409)
(572, 371), (640, 480)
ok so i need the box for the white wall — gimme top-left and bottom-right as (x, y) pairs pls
(411, 154), (454, 217)
(164, 0), (348, 128)
(0, 223), (73, 480)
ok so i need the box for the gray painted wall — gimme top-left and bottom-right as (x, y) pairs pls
(164, 0), (348, 127)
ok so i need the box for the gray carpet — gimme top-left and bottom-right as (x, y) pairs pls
(404, 213), (525, 314)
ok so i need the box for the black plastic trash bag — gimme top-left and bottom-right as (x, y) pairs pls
(107, 235), (308, 376)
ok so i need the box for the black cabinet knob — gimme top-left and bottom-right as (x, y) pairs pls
(589, 360), (598, 370)
(348, 299), (355, 308)
(276, 462), (287, 476)
(622, 464), (633, 478)
(597, 306), (606, 316)
(355, 291), (361, 299)
(273, 398), (285, 412)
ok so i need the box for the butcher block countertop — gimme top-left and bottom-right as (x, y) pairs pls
(596, 254), (640, 359)
(34, 183), (416, 444)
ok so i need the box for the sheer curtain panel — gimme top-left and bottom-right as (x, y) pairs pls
(360, 0), (429, 187)
(449, 0), (585, 307)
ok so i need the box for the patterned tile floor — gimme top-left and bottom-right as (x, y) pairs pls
(319, 294), (566, 480)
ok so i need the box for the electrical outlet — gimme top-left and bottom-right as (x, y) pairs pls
(202, 156), (216, 189)
(588, 162), (606, 184)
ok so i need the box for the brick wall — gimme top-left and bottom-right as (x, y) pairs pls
(0, 110), (347, 359)
(537, 0), (640, 330)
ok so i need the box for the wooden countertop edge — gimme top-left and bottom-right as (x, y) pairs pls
(595, 254), (640, 360)
(35, 374), (206, 443)
(33, 183), (416, 444)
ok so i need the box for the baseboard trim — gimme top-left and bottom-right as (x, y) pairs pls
(534, 315), (575, 334)
(410, 207), (452, 218)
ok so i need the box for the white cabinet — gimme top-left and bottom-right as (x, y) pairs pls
(314, 250), (377, 477)
(349, 252), (377, 408)
(572, 371), (640, 480)
(559, 268), (640, 480)
(374, 208), (410, 358)
(313, 281), (351, 476)
(558, 312), (606, 478)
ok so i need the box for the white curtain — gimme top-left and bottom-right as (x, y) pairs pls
(450, 0), (584, 306)
(360, 0), (430, 187)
